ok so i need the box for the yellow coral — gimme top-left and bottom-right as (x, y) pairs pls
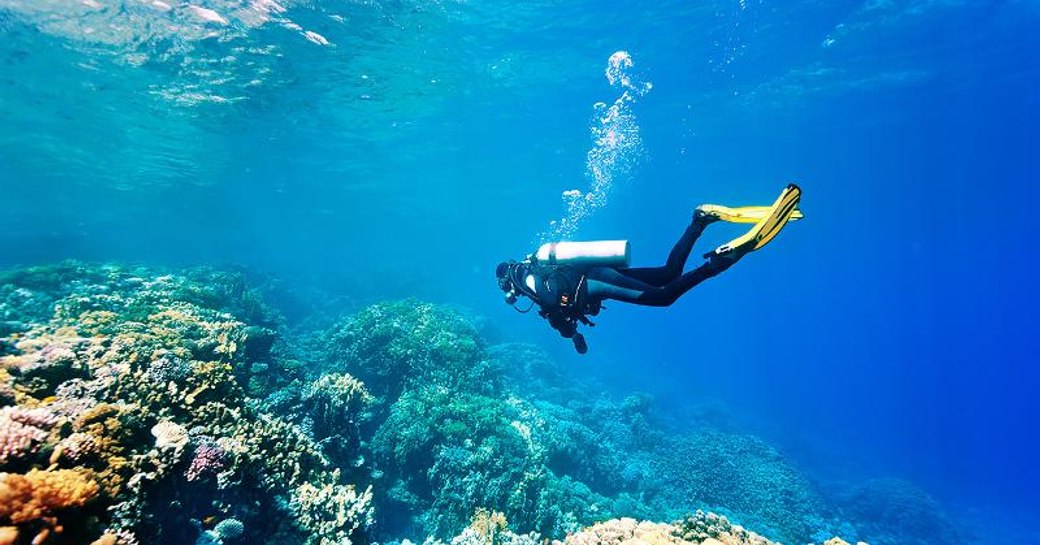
(0, 469), (99, 524)
(77, 311), (122, 334)
(0, 370), (31, 406)
(69, 404), (133, 496)
(470, 508), (509, 545)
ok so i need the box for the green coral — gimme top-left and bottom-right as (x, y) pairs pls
(325, 300), (497, 401)
(371, 385), (612, 539)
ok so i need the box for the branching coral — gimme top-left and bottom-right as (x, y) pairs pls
(300, 372), (373, 443)
(289, 472), (374, 545)
(557, 511), (815, 545)
(0, 406), (59, 466)
(185, 442), (228, 482)
(1, 330), (94, 397)
(89, 529), (141, 545)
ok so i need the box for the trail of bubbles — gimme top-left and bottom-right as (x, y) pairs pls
(541, 51), (652, 243)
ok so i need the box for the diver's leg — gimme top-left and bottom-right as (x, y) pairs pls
(585, 252), (736, 307)
(585, 267), (658, 304)
(620, 214), (713, 286)
(628, 252), (743, 307)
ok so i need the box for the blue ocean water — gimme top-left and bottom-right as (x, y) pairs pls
(1, 0), (1038, 543)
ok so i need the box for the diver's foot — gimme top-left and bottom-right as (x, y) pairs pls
(694, 205), (722, 225)
(704, 243), (750, 266)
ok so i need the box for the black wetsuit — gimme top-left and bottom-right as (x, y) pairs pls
(583, 216), (737, 307)
(528, 216), (738, 339)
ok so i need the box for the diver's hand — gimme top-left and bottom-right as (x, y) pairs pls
(572, 333), (588, 354)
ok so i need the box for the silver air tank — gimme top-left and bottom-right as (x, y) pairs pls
(534, 240), (631, 268)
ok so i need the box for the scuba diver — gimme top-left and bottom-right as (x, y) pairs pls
(496, 184), (803, 354)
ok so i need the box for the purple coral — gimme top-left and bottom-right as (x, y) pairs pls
(5, 406), (59, 428)
(51, 379), (103, 419)
(0, 406), (58, 464)
(186, 442), (228, 481)
(10, 334), (89, 375)
(37, 343), (78, 367)
(59, 432), (99, 463)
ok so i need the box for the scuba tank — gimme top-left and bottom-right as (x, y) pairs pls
(534, 240), (630, 268)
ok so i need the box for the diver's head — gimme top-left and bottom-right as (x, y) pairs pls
(495, 262), (510, 283)
(496, 261), (519, 305)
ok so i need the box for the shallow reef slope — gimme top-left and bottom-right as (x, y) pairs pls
(0, 263), (960, 545)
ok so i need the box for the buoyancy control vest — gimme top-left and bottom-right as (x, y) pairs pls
(525, 262), (602, 338)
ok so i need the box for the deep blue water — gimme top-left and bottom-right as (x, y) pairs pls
(2, 0), (1038, 541)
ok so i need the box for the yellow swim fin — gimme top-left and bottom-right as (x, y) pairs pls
(706, 184), (802, 258)
(698, 204), (804, 224)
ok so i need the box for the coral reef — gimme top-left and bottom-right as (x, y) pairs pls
(0, 263), (370, 544)
(0, 263), (951, 545)
(185, 441), (228, 482)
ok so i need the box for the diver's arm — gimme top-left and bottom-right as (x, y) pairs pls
(539, 307), (575, 337)
(572, 332), (588, 354)
(539, 307), (589, 354)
